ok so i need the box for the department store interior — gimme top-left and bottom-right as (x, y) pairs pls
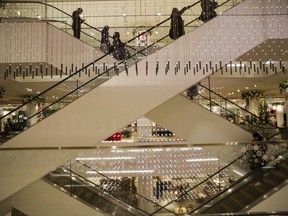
(0, 0), (288, 216)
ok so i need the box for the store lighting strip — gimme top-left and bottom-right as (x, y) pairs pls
(126, 149), (164, 152)
(75, 157), (135, 160)
(113, 147), (202, 153)
(233, 169), (244, 176)
(86, 170), (154, 174)
(186, 158), (219, 162)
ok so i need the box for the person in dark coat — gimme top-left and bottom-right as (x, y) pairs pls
(4, 118), (17, 136)
(100, 25), (113, 53)
(112, 32), (130, 60)
(199, 0), (218, 23)
(169, 5), (192, 40)
(72, 8), (85, 39)
(187, 85), (198, 99)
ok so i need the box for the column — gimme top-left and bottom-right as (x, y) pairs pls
(285, 88), (288, 127)
(247, 97), (259, 124)
(136, 117), (153, 141)
(137, 176), (155, 213)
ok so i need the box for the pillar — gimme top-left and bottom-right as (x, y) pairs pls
(285, 88), (288, 127)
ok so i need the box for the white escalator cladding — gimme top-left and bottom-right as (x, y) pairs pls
(9, 179), (107, 216)
(0, 0), (287, 208)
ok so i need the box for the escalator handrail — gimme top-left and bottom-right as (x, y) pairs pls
(197, 83), (279, 129)
(194, 92), (278, 132)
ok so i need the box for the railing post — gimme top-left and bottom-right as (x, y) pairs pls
(208, 76), (212, 111)
(69, 161), (73, 196)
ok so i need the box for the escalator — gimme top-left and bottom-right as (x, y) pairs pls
(144, 140), (288, 215)
(0, 0), (248, 146)
(44, 159), (177, 215)
(190, 83), (284, 140)
(192, 152), (288, 214)
(146, 80), (287, 145)
(44, 167), (149, 216)
(1, 0), (272, 149)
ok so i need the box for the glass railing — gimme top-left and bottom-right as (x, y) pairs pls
(1, 140), (287, 215)
(186, 83), (283, 140)
(58, 144), (250, 215)
(0, 0), (246, 145)
(43, 140), (288, 215)
(44, 167), (149, 216)
(62, 159), (175, 215)
(200, 212), (288, 216)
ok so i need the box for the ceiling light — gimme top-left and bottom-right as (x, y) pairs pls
(75, 157), (135, 160)
(186, 158), (219, 162)
(233, 169), (244, 176)
(152, 148), (163, 152)
(86, 170), (154, 174)
(127, 149), (146, 152)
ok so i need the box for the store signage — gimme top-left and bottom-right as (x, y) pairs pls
(136, 31), (148, 46)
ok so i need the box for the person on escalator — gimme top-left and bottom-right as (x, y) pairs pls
(72, 8), (85, 39)
(186, 85), (198, 99)
(169, 4), (193, 40)
(199, 0), (218, 23)
(100, 25), (113, 53)
(3, 118), (17, 137)
(112, 32), (130, 60)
